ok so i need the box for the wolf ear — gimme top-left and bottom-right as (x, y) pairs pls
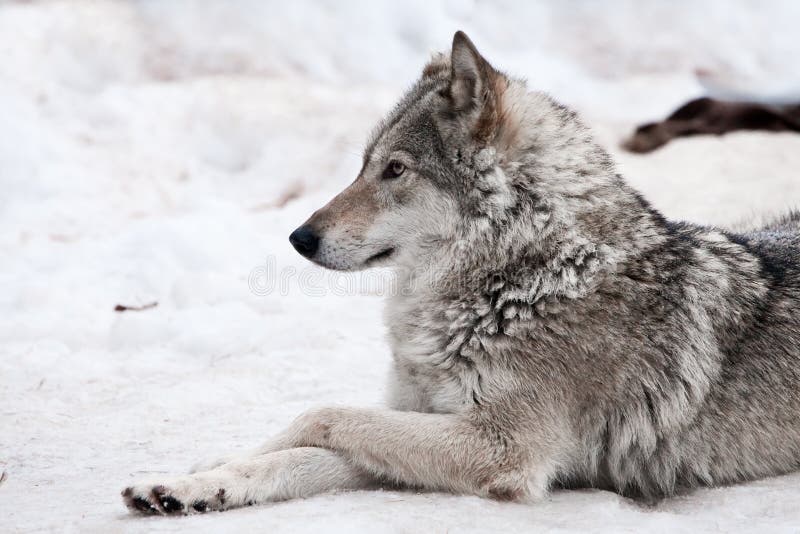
(448, 31), (494, 112)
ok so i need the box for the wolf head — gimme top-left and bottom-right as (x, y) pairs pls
(290, 32), (635, 282)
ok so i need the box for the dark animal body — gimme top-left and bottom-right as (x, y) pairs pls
(624, 97), (800, 153)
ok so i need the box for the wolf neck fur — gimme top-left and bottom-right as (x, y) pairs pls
(395, 82), (669, 310)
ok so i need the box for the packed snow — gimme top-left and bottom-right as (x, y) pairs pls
(2, 1), (800, 532)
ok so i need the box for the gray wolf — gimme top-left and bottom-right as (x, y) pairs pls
(123, 31), (800, 515)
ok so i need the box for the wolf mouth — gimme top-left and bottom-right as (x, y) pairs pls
(365, 247), (395, 265)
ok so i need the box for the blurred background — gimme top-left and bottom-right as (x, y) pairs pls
(3, 1), (800, 531)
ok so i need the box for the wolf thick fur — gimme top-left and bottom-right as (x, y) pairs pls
(123, 32), (800, 514)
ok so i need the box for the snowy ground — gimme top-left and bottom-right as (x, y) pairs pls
(3, 1), (800, 532)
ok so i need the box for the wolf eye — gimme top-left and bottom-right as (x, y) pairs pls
(382, 160), (406, 180)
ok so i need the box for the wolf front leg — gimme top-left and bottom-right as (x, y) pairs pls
(123, 447), (377, 515)
(278, 407), (546, 501)
(123, 407), (549, 515)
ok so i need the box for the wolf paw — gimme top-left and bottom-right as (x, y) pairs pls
(122, 475), (230, 515)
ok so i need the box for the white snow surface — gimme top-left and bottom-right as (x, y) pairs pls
(2, 1), (800, 532)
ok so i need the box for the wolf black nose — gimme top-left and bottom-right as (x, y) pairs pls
(289, 225), (319, 258)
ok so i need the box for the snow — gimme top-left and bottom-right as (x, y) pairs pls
(2, 1), (800, 532)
